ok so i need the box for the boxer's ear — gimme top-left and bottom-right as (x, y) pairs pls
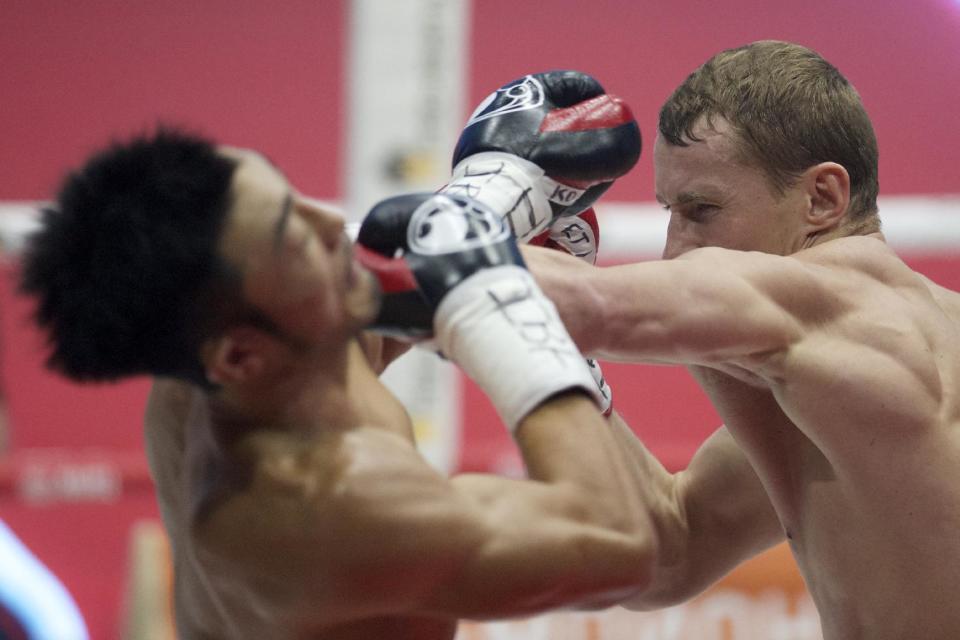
(800, 162), (850, 236)
(201, 326), (284, 387)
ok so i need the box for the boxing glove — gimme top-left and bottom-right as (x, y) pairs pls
(356, 191), (523, 340)
(530, 206), (602, 265)
(531, 208), (613, 415)
(441, 70), (640, 242)
(357, 192), (605, 429)
(354, 242), (434, 341)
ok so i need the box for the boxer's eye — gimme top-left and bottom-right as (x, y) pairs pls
(683, 203), (719, 222)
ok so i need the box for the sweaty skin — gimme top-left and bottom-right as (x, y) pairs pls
(526, 119), (960, 639)
(142, 149), (654, 640)
(145, 344), (459, 640)
(145, 341), (652, 640)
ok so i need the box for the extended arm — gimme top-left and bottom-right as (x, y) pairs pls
(524, 244), (837, 373)
(525, 243), (805, 602)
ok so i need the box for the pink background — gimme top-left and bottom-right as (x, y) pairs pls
(1, 1), (959, 636)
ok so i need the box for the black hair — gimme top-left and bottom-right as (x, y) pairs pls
(20, 128), (241, 385)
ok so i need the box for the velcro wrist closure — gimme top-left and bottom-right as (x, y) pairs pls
(435, 265), (603, 431)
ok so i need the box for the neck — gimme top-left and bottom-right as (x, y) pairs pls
(211, 340), (359, 439)
(799, 214), (884, 251)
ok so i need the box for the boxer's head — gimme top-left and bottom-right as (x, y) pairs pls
(21, 129), (376, 388)
(655, 41), (880, 258)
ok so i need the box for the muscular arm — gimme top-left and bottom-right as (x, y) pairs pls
(523, 242), (807, 603)
(524, 244), (840, 373)
(605, 413), (783, 608)
(192, 392), (655, 625)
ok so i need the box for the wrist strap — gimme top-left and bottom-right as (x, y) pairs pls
(435, 265), (602, 431)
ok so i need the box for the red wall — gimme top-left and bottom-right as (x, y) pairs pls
(2, 0), (958, 450)
(468, 0), (960, 201)
(1, 2), (959, 637)
(0, 1), (346, 200)
(3, 0), (959, 202)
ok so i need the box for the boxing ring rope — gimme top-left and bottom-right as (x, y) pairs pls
(1, 195), (959, 639)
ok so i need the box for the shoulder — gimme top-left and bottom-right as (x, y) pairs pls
(144, 378), (208, 469)
(192, 427), (431, 543)
(794, 236), (937, 312)
(677, 235), (898, 278)
(144, 379), (211, 533)
(680, 236), (919, 309)
(144, 378), (201, 463)
(187, 427), (457, 605)
(795, 235), (905, 275)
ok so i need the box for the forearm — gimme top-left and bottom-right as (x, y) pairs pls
(524, 247), (685, 361)
(523, 247), (685, 361)
(522, 245), (608, 355)
(429, 394), (657, 618)
(516, 393), (650, 533)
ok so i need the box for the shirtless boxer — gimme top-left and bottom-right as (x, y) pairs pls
(19, 74), (651, 639)
(509, 41), (960, 639)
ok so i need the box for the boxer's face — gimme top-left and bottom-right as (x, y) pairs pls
(216, 148), (379, 344)
(655, 117), (808, 259)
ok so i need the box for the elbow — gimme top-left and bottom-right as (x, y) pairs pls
(569, 486), (661, 599)
(556, 490), (659, 608)
(583, 523), (658, 605)
(620, 581), (711, 612)
(620, 529), (658, 596)
(618, 562), (716, 611)
(624, 520), (659, 594)
(619, 585), (686, 612)
(543, 528), (657, 613)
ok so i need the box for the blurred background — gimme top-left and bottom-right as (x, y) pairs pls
(0, 1), (958, 638)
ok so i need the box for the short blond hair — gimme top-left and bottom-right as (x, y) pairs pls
(659, 41), (879, 219)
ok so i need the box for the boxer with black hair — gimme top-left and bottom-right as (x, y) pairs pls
(21, 122), (652, 639)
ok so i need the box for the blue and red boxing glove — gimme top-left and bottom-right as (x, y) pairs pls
(356, 191), (605, 430)
(355, 191), (522, 341)
(441, 70), (640, 241)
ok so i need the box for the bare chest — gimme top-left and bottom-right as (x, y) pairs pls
(691, 366), (960, 637)
(690, 366), (817, 525)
